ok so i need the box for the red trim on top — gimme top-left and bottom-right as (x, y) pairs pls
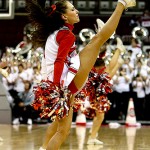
(68, 67), (78, 74)
(53, 29), (75, 85)
(68, 80), (78, 94)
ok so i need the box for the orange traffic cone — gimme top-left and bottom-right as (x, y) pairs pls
(125, 98), (139, 127)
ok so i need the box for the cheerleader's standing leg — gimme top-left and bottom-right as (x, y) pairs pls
(46, 96), (74, 150)
(87, 111), (105, 144)
(41, 121), (58, 149)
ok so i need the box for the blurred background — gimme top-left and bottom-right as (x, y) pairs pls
(0, 0), (150, 126)
(0, 0), (150, 49)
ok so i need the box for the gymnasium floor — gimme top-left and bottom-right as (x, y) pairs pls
(0, 123), (150, 150)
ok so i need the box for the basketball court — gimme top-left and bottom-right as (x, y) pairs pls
(0, 123), (150, 150)
(0, 1), (150, 150)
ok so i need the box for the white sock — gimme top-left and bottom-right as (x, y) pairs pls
(118, 0), (126, 7)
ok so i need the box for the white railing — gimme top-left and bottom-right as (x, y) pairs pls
(0, 0), (14, 19)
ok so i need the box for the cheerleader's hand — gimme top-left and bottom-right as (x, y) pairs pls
(116, 37), (126, 54)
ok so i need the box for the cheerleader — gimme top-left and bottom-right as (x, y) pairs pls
(26, 0), (136, 149)
(76, 37), (125, 145)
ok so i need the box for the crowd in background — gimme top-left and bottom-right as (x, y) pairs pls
(106, 38), (150, 122)
(0, 34), (150, 125)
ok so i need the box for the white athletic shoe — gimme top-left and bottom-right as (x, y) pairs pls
(95, 18), (115, 38)
(39, 147), (46, 150)
(118, 0), (136, 9)
(116, 37), (126, 54)
(87, 138), (103, 145)
(12, 118), (20, 125)
(124, 0), (136, 8)
(27, 119), (33, 125)
(118, 56), (124, 65)
(95, 18), (105, 33)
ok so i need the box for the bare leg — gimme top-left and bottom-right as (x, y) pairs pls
(90, 111), (105, 139)
(109, 59), (123, 78)
(107, 49), (121, 71)
(42, 3), (125, 149)
(46, 108), (73, 150)
(107, 37), (125, 74)
(46, 96), (74, 150)
(73, 3), (124, 89)
(42, 121), (58, 149)
(106, 48), (123, 78)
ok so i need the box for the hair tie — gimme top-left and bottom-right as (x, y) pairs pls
(48, 4), (56, 16)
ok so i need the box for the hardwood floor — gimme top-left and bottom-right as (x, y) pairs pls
(0, 123), (150, 150)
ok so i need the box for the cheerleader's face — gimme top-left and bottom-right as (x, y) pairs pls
(62, 1), (80, 25)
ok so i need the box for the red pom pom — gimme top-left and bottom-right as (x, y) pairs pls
(32, 80), (71, 121)
(74, 89), (87, 112)
(78, 70), (113, 118)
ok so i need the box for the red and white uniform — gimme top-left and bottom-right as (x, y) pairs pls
(32, 24), (80, 120)
(42, 23), (80, 93)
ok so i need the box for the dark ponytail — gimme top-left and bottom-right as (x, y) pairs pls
(26, 0), (68, 49)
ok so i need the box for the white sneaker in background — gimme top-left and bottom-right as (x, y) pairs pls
(95, 18), (105, 33)
(87, 138), (103, 145)
(116, 37), (126, 55)
(12, 118), (20, 125)
(27, 119), (32, 125)
(124, 0), (136, 8)
(39, 147), (46, 150)
(118, 56), (124, 65)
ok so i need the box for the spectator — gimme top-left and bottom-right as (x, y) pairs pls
(12, 81), (34, 125)
(122, 57), (134, 76)
(133, 59), (147, 81)
(144, 68), (150, 120)
(132, 74), (145, 120)
(13, 64), (28, 93)
(113, 67), (131, 120)
(127, 38), (142, 65)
